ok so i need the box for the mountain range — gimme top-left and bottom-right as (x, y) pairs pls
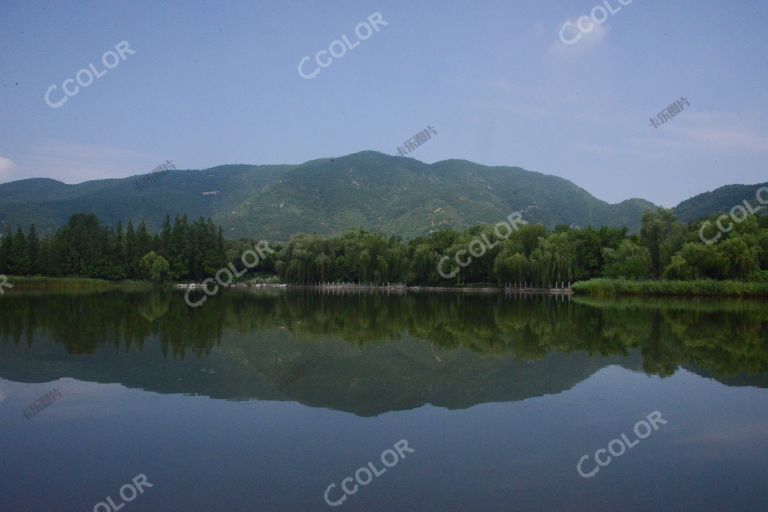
(0, 151), (764, 239)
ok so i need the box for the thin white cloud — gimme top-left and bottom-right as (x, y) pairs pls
(486, 79), (516, 93)
(674, 421), (768, 447)
(674, 127), (768, 152)
(631, 110), (768, 155)
(477, 80), (605, 125)
(0, 156), (15, 182)
(532, 20), (548, 38)
(571, 143), (622, 156)
(666, 112), (768, 153)
(19, 140), (159, 184)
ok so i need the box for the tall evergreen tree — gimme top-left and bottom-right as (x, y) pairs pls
(0, 224), (12, 273)
(125, 221), (137, 278)
(160, 214), (172, 258)
(27, 224), (40, 274)
(8, 226), (30, 275)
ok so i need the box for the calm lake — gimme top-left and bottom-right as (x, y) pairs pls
(1, 290), (767, 511)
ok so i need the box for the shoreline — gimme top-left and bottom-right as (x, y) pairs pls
(5, 276), (767, 298)
(571, 279), (768, 297)
(2, 276), (151, 288)
(176, 282), (574, 295)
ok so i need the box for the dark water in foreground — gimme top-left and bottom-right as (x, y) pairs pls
(1, 289), (767, 512)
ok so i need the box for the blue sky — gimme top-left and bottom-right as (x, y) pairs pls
(0, 0), (766, 206)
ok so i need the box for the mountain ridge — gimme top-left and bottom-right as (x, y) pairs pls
(0, 151), (762, 239)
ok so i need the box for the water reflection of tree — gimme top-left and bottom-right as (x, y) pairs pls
(0, 291), (225, 358)
(0, 291), (766, 378)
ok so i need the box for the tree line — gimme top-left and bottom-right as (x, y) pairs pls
(1, 209), (766, 285)
(0, 213), (227, 282)
(271, 209), (768, 285)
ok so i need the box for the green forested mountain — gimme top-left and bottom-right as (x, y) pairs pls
(0, 151), (760, 240)
(672, 182), (768, 222)
(0, 151), (658, 239)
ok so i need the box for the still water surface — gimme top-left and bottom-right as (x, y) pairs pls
(1, 290), (767, 511)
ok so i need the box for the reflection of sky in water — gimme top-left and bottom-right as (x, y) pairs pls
(0, 291), (767, 510)
(1, 366), (768, 511)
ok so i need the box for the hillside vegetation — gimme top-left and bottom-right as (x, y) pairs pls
(0, 151), (657, 239)
(673, 182), (768, 222)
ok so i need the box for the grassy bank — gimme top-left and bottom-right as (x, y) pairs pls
(573, 295), (768, 312)
(3, 276), (152, 292)
(572, 278), (768, 297)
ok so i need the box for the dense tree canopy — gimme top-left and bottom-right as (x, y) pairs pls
(271, 210), (767, 285)
(1, 209), (766, 285)
(0, 213), (227, 281)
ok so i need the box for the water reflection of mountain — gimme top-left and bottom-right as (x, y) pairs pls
(0, 291), (766, 416)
